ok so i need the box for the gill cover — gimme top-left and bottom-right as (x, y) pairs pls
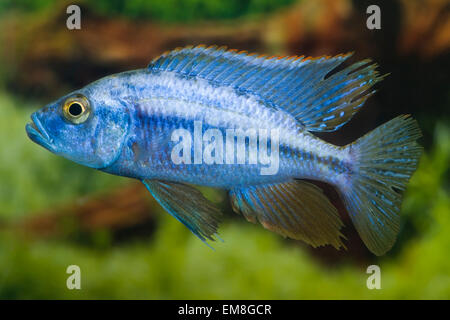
(91, 108), (130, 169)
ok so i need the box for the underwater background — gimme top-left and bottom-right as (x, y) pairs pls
(0, 0), (449, 299)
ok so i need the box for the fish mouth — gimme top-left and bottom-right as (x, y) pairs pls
(26, 113), (54, 152)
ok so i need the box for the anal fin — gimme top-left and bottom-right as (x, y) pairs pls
(230, 180), (346, 249)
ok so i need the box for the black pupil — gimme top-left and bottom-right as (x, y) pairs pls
(69, 103), (83, 116)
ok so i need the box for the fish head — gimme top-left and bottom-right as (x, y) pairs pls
(26, 82), (130, 169)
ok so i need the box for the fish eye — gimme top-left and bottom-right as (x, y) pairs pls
(62, 94), (90, 124)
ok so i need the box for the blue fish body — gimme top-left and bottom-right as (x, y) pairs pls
(98, 69), (346, 188)
(26, 46), (422, 255)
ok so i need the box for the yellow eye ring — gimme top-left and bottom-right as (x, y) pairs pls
(62, 94), (90, 124)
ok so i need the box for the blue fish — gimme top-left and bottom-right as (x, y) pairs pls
(26, 45), (422, 255)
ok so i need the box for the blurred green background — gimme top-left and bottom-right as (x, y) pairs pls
(0, 0), (449, 299)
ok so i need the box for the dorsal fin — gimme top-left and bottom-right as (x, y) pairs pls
(149, 45), (385, 132)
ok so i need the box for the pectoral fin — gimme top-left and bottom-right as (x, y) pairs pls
(142, 179), (222, 244)
(230, 180), (346, 249)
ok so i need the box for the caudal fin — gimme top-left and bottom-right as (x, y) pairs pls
(340, 115), (422, 255)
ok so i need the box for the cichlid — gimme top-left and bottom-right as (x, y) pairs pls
(26, 45), (422, 255)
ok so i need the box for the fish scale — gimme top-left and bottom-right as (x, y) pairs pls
(115, 76), (346, 188)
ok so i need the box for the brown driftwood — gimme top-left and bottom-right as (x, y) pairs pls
(14, 183), (156, 239)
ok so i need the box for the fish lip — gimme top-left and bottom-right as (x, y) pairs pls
(31, 113), (52, 142)
(26, 113), (54, 151)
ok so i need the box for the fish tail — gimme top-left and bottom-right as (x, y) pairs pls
(339, 115), (422, 255)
